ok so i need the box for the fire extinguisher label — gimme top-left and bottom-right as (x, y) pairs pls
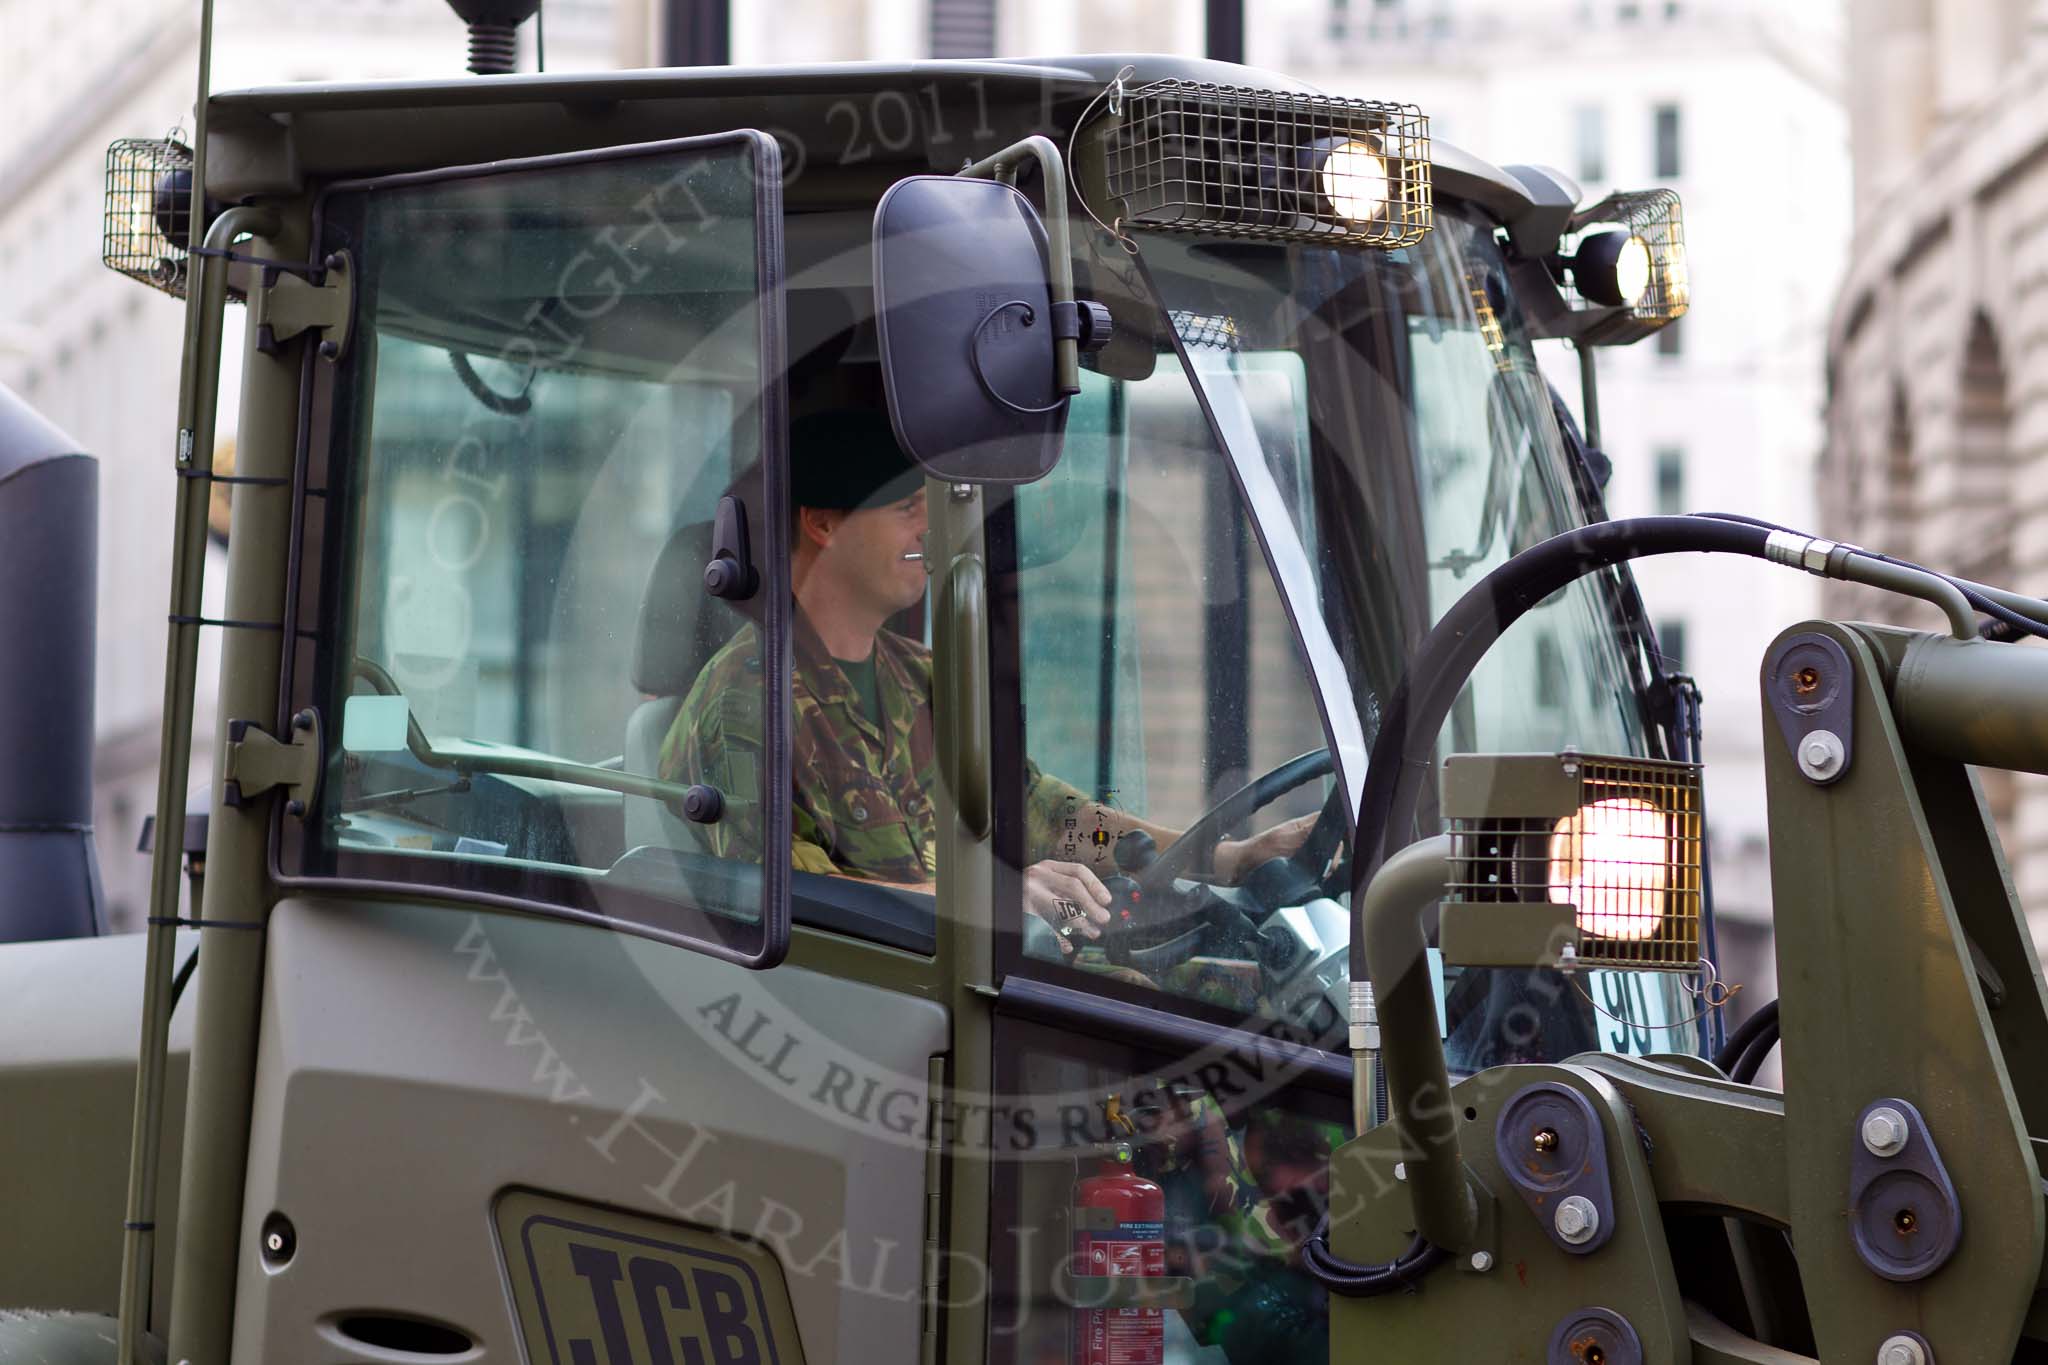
(1074, 1221), (1166, 1365)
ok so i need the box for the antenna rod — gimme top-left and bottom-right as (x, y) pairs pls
(118, 0), (220, 1356)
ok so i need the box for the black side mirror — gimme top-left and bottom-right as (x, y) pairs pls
(872, 175), (1107, 486)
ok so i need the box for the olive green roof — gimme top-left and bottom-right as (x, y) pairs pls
(204, 52), (1544, 221)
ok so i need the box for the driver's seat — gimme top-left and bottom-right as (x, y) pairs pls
(623, 520), (746, 852)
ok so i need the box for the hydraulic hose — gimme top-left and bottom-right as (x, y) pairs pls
(1697, 511), (2048, 642)
(1712, 999), (1780, 1078)
(1334, 517), (1780, 1280)
(1350, 515), (1775, 971)
(1300, 1224), (1451, 1297)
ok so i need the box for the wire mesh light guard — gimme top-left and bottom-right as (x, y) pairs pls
(1098, 80), (1431, 248)
(104, 138), (199, 300)
(1442, 750), (1704, 971)
(1561, 188), (1689, 340)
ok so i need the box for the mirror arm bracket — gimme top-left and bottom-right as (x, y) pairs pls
(958, 136), (1081, 395)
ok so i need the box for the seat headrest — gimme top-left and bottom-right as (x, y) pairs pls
(633, 520), (749, 697)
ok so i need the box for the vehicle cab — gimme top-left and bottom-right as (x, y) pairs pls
(64, 51), (1701, 1365)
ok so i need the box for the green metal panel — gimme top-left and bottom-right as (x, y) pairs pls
(1761, 622), (2042, 1359)
(1328, 1064), (1689, 1361)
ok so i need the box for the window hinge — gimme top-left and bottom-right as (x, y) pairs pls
(251, 250), (353, 360)
(222, 709), (323, 817)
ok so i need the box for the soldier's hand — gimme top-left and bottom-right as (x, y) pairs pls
(1214, 812), (1319, 884)
(1022, 860), (1113, 953)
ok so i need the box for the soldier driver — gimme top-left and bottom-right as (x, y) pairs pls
(659, 411), (1314, 947)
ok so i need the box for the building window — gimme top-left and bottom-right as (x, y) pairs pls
(1575, 106), (1606, 183)
(929, 0), (995, 59)
(1657, 618), (1687, 670)
(1654, 103), (1683, 178)
(1656, 317), (1683, 359)
(1654, 447), (1685, 514)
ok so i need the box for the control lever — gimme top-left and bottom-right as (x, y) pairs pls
(703, 495), (760, 600)
(1113, 830), (1157, 873)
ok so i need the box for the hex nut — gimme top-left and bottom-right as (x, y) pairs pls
(1554, 1195), (1600, 1245)
(1878, 1333), (1928, 1365)
(1862, 1106), (1910, 1158)
(1468, 1251), (1494, 1272)
(1798, 729), (1847, 782)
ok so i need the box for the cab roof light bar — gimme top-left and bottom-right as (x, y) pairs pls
(1095, 78), (1432, 249)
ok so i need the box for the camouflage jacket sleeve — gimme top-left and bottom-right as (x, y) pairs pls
(658, 630), (837, 872)
(1021, 761), (1091, 866)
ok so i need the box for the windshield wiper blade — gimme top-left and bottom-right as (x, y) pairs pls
(345, 775), (472, 815)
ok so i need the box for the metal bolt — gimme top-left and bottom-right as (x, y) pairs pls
(1554, 1195), (1600, 1245)
(1862, 1105), (1910, 1158)
(1468, 1250), (1493, 1272)
(1392, 1162), (1406, 1182)
(1532, 1127), (1560, 1153)
(1877, 1334), (1927, 1365)
(1798, 729), (1846, 782)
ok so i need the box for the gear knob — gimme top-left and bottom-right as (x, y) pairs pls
(1113, 829), (1156, 873)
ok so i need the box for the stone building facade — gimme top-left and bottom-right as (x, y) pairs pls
(1824, 0), (2048, 941)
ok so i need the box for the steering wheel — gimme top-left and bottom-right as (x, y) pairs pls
(1135, 748), (1338, 898)
(1094, 749), (1342, 980)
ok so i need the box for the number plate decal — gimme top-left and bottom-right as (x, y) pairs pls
(495, 1190), (805, 1365)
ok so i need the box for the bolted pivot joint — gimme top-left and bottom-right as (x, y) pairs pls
(1554, 1196), (1600, 1245)
(1798, 729), (1847, 783)
(1862, 1105), (1909, 1158)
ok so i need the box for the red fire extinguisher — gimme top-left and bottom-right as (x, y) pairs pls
(1072, 1098), (1165, 1365)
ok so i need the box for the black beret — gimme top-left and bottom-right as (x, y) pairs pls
(790, 409), (923, 511)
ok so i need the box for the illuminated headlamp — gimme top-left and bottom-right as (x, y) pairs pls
(1555, 188), (1688, 340)
(1309, 136), (1389, 223)
(1570, 231), (1652, 308)
(1099, 79), (1432, 248)
(103, 137), (218, 301)
(1438, 750), (1703, 970)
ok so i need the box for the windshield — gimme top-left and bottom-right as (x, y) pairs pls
(1128, 209), (1695, 1063)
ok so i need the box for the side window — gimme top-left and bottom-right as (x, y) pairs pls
(291, 136), (790, 964)
(989, 1018), (1346, 1365)
(1005, 358), (1343, 1033)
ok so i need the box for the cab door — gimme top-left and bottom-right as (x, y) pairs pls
(244, 133), (947, 1365)
(981, 359), (1353, 1365)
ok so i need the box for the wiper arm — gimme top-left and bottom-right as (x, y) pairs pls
(345, 775), (472, 815)
(435, 748), (696, 805)
(355, 656), (693, 804)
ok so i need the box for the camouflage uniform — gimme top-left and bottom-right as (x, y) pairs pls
(659, 610), (1089, 881)
(1138, 1093), (1334, 1364)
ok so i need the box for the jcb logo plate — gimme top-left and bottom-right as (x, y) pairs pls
(497, 1191), (801, 1365)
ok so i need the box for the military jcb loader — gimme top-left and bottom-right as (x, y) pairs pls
(10, 6), (2048, 1363)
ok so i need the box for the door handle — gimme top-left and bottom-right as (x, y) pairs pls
(703, 494), (759, 600)
(941, 554), (991, 838)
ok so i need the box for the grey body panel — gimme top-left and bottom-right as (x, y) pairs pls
(0, 384), (102, 941)
(0, 1310), (163, 1365)
(0, 931), (193, 1319)
(231, 898), (948, 1364)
